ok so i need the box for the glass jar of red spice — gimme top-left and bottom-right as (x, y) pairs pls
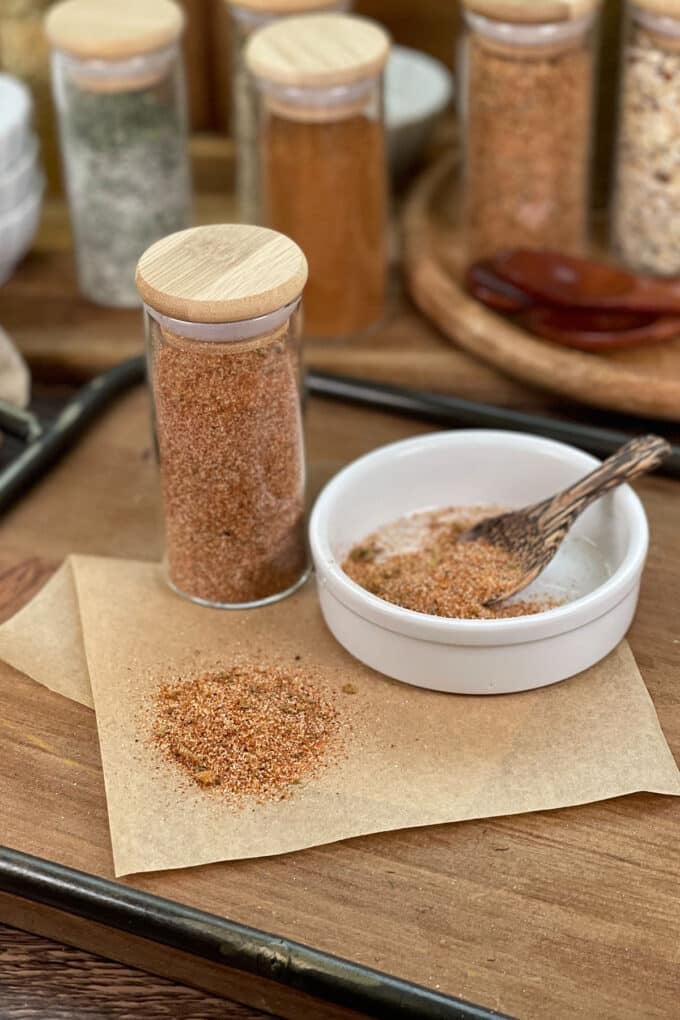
(246, 13), (390, 339)
(225, 0), (352, 223)
(460, 0), (601, 262)
(136, 224), (309, 609)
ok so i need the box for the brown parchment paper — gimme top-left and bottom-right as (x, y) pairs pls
(59, 554), (679, 877)
(2, 555), (678, 876)
(0, 560), (92, 708)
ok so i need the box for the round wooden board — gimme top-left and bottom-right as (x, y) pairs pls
(402, 152), (680, 422)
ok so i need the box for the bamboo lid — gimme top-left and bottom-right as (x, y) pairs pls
(136, 225), (308, 323)
(462, 0), (599, 22)
(229, 0), (345, 12)
(45, 0), (184, 60)
(632, 0), (680, 19)
(245, 14), (390, 88)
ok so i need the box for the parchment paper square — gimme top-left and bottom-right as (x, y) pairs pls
(62, 555), (680, 877)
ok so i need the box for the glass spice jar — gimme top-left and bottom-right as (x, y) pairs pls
(246, 13), (390, 339)
(226, 0), (351, 223)
(46, 0), (191, 308)
(460, 0), (600, 262)
(136, 224), (309, 609)
(613, 0), (680, 275)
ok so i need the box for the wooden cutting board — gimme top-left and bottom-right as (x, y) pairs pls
(403, 154), (680, 422)
(0, 385), (679, 1020)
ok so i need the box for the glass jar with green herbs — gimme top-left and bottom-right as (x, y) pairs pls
(46, 0), (191, 308)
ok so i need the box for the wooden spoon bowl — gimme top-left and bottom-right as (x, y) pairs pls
(490, 250), (680, 315)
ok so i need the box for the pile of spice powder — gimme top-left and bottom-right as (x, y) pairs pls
(463, 32), (593, 261)
(151, 664), (344, 800)
(149, 318), (306, 606)
(343, 508), (560, 620)
(614, 23), (680, 276)
(261, 112), (387, 337)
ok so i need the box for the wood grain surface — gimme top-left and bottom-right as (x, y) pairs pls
(402, 153), (680, 422)
(0, 383), (679, 1020)
(0, 923), (274, 1019)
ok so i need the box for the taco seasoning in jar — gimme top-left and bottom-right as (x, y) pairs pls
(136, 225), (309, 608)
(613, 0), (680, 275)
(460, 0), (600, 261)
(246, 14), (390, 339)
(226, 0), (352, 223)
(46, 0), (191, 308)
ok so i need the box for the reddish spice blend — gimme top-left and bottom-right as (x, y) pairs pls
(151, 664), (345, 801)
(343, 508), (560, 620)
(149, 318), (307, 606)
(261, 112), (387, 338)
(463, 31), (593, 261)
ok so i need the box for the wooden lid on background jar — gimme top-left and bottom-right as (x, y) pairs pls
(136, 224), (308, 323)
(228, 0), (347, 12)
(461, 0), (600, 23)
(45, 0), (185, 60)
(245, 13), (390, 88)
(631, 0), (680, 19)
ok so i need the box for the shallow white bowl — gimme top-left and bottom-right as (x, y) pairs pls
(309, 430), (649, 694)
(386, 46), (453, 181)
(0, 176), (44, 286)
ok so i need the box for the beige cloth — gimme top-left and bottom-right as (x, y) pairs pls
(0, 554), (678, 877)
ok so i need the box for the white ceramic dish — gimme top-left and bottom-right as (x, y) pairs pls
(309, 430), (649, 695)
(385, 46), (453, 181)
(0, 133), (40, 215)
(0, 177), (45, 286)
(0, 73), (33, 174)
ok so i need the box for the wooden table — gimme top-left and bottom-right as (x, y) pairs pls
(0, 201), (679, 1020)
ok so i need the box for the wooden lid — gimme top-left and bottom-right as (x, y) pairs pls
(136, 225), (308, 323)
(632, 0), (680, 19)
(45, 0), (184, 60)
(229, 0), (345, 12)
(462, 0), (599, 22)
(245, 14), (390, 87)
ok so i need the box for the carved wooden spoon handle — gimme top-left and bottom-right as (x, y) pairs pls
(539, 435), (671, 531)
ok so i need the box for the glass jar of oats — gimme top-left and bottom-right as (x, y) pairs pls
(460, 0), (601, 263)
(613, 0), (680, 275)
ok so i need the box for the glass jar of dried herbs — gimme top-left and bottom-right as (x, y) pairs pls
(46, 0), (191, 308)
(460, 0), (601, 262)
(227, 0), (351, 224)
(136, 224), (309, 609)
(246, 13), (390, 339)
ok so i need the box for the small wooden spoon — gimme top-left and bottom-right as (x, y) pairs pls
(491, 250), (680, 315)
(460, 434), (671, 606)
(522, 306), (680, 351)
(464, 260), (535, 313)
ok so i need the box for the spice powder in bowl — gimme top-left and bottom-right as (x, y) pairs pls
(150, 663), (348, 801)
(343, 507), (561, 620)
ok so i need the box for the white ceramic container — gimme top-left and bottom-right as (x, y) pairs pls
(0, 73), (33, 174)
(0, 178), (45, 285)
(0, 134), (40, 215)
(309, 430), (649, 694)
(385, 45), (453, 181)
